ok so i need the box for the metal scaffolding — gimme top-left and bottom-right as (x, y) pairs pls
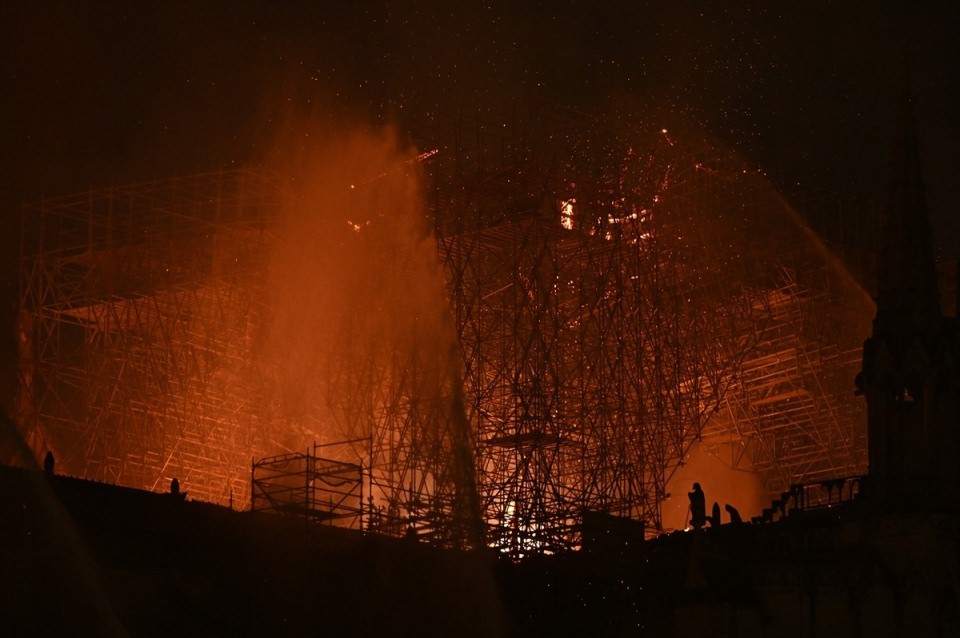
(17, 106), (873, 555)
(18, 169), (284, 505)
(251, 439), (366, 528)
(424, 105), (872, 552)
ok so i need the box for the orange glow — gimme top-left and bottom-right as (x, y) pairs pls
(663, 441), (765, 531)
(18, 112), (874, 551)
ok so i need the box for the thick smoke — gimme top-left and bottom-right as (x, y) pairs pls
(260, 124), (437, 442)
(256, 120), (482, 542)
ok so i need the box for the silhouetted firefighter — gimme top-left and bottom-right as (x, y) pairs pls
(688, 482), (707, 530)
(709, 501), (722, 528)
(725, 503), (743, 524)
(43, 451), (54, 475)
(169, 477), (186, 501)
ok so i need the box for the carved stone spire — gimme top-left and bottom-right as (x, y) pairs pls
(873, 94), (941, 338)
(859, 93), (960, 504)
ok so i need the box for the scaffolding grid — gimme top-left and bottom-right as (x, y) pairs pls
(18, 107), (873, 554)
(18, 169), (283, 505)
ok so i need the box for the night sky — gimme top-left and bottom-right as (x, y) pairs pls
(1, 0), (958, 410)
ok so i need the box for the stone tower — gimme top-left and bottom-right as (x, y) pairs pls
(858, 95), (960, 504)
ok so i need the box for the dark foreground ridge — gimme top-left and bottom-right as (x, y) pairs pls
(3, 463), (959, 637)
(0, 465), (502, 637)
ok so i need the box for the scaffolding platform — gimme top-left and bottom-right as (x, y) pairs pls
(251, 439), (367, 529)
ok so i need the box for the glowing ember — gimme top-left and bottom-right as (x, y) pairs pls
(559, 198), (577, 230)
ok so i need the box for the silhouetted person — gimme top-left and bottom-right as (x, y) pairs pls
(725, 503), (743, 524)
(688, 482), (706, 530)
(708, 501), (721, 528)
(43, 451), (54, 475)
(170, 477), (180, 495)
(405, 522), (418, 541)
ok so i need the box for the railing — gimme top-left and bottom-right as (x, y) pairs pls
(251, 438), (369, 529)
(754, 474), (866, 523)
